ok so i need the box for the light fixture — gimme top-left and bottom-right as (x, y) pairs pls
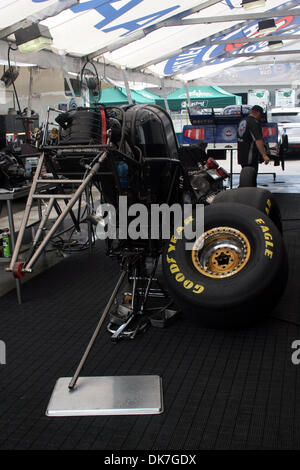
(268, 40), (283, 50)
(14, 24), (52, 53)
(241, 0), (266, 10)
(258, 19), (277, 35)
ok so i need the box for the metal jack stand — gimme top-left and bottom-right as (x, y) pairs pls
(107, 256), (159, 341)
(107, 255), (177, 340)
(46, 267), (164, 417)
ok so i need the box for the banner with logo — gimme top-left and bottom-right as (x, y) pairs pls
(248, 89), (270, 108)
(275, 88), (296, 107)
(161, 0), (300, 78)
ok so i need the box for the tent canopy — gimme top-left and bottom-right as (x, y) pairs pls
(127, 88), (161, 104)
(0, 1), (300, 88)
(157, 85), (241, 111)
(99, 87), (161, 105)
(121, 88), (160, 104)
(99, 86), (238, 109)
(99, 87), (129, 106)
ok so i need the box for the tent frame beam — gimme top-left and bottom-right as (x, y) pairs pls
(0, 39), (183, 88)
(169, 8), (300, 25)
(234, 59), (300, 65)
(212, 34), (300, 45)
(135, 34), (300, 73)
(87, 0), (223, 60)
(121, 68), (133, 104)
(170, 49), (300, 80)
(222, 49), (300, 59)
(133, 2), (300, 72)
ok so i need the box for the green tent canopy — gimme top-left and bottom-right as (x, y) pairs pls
(99, 88), (129, 106)
(156, 86), (241, 111)
(121, 88), (161, 104)
(99, 87), (162, 106)
(99, 86), (240, 111)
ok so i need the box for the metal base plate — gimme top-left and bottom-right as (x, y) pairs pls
(46, 375), (163, 417)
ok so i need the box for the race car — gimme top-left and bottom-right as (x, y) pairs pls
(8, 104), (288, 330)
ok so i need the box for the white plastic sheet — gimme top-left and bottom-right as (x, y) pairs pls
(0, 0), (300, 84)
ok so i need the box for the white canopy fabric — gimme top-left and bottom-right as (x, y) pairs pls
(0, 0), (300, 86)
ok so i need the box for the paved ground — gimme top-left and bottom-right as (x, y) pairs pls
(0, 187), (100, 300)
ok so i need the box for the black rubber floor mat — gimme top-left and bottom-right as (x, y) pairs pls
(270, 194), (300, 325)
(0, 194), (299, 450)
(273, 193), (300, 220)
(272, 227), (300, 325)
(0, 274), (300, 450)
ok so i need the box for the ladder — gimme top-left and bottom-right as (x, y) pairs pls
(7, 136), (111, 280)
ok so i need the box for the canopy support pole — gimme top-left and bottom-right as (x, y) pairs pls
(27, 67), (33, 117)
(160, 78), (170, 115)
(185, 82), (191, 108)
(121, 67), (133, 105)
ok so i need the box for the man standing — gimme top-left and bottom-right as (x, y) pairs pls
(237, 105), (270, 184)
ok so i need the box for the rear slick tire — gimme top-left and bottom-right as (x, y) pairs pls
(213, 187), (282, 233)
(239, 166), (257, 187)
(162, 202), (288, 328)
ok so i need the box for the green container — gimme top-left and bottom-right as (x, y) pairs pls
(2, 232), (11, 258)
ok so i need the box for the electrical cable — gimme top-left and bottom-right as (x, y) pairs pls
(80, 58), (102, 101)
(7, 45), (21, 114)
(50, 227), (93, 253)
(48, 187), (97, 253)
(7, 45), (28, 135)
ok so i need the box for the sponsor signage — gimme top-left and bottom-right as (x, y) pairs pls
(248, 89), (270, 108)
(275, 88), (296, 107)
(164, 0), (300, 75)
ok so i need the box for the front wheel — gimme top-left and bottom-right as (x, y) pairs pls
(162, 202), (288, 327)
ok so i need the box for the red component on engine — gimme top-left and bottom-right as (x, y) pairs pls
(12, 262), (25, 279)
(206, 157), (219, 170)
(216, 167), (229, 179)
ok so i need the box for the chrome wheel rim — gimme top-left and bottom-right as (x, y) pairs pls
(191, 226), (251, 279)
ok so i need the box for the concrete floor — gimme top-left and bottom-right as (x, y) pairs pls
(0, 186), (100, 301)
(222, 152), (300, 193)
(1, 153), (300, 302)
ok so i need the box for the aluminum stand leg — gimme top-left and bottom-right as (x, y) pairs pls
(68, 269), (126, 390)
(6, 200), (22, 304)
(46, 265), (163, 417)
